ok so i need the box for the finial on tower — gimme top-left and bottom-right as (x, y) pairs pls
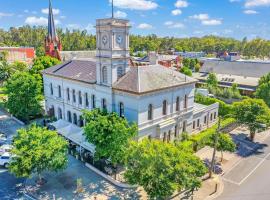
(112, 0), (114, 18)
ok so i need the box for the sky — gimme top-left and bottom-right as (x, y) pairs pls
(1, 0), (270, 40)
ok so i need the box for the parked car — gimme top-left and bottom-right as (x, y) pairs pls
(0, 144), (12, 155)
(0, 152), (11, 168)
(0, 133), (7, 146)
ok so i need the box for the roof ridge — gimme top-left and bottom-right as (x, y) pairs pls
(52, 60), (72, 73)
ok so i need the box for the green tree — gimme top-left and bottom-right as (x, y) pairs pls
(5, 72), (43, 123)
(256, 73), (270, 107)
(125, 139), (207, 199)
(206, 73), (218, 88)
(233, 98), (270, 141)
(10, 61), (28, 72)
(9, 125), (68, 183)
(30, 56), (61, 75)
(180, 66), (192, 76)
(83, 109), (137, 165)
(0, 61), (12, 82)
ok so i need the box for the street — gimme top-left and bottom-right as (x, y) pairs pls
(217, 135), (270, 200)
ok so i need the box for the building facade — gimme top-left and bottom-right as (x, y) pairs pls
(43, 17), (219, 141)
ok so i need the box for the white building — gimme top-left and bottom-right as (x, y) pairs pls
(43, 17), (219, 141)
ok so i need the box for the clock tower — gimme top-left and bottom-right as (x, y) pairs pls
(96, 18), (130, 86)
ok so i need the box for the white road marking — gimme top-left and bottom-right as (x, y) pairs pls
(222, 177), (241, 185)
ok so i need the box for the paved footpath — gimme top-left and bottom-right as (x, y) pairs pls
(217, 131), (270, 200)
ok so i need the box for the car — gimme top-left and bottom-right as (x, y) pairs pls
(0, 144), (12, 155)
(0, 133), (7, 146)
(0, 152), (11, 168)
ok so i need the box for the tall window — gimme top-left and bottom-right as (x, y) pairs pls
(148, 104), (153, 120)
(79, 91), (82, 105)
(85, 93), (89, 107)
(50, 83), (53, 95)
(182, 121), (187, 132)
(102, 98), (107, 110)
(73, 113), (77, 125)
(67, 111), (72, 122)
(91, 95), (96, 109)
(58, 108), (62, 119)
(119, 102), (124, 117)
(214, 112), (217, 120)
(204, 116), (207, 124)
(176, 97), (180, 112)
(50, 105), (55, 117)
(162, 100), (167, 115)
(67, 88), (70, 101)
(184, 95), (188, 109)
(193, 121), (196, 129)
(79, 115), (84, 127)
(72, 89), (76, 103)
(117, 67), (124, 80)
(197, 119), (200, 127)
(58, 85), (61, 98)
(102, 66), (108, 83)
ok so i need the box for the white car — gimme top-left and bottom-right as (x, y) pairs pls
(0, 144), (12, 155)
(0, 152), (11, 168)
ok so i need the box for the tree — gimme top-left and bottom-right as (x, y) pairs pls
(82, 109), (137, 165)
(256, 73), (270, 107)
(5, 72), (43, 123)
(180, 66), (192, 76)
(0, 61), (12, 82)
(233, 98), (270, 141)
(10, 61), (28, 72)
(30, 56), (61, 75)
(125, 139), (207, 199)
(9, 125), (68, 183)
(206, 73), (218, 88)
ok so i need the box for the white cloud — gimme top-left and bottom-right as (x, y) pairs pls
(245, 0), (270, 7)
(171, 9), (182, 16)
(244, 9), (258, 14)
(190, 14), (209, 20)
(202, 19), (222, 26)
(25, 16), (60, 26)
(41, 8), (60, 15)
(60, 15), (66, 19)
(229, 0), (241, 2)
(164, 21), (184, 28)
(24, 10), (29, 13)
(85, 23), (95, 33)
(67, 24), (81, 29)
(114, 10), (127, 18)
(0, 12), (14, 18)
(175, 0), (189, 8)
(137, 23), (153, 29)
(110, 0), (158, 10)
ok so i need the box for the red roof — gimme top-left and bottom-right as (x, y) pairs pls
(0, 47), (35, 59)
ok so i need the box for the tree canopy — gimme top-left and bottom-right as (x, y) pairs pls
(9, 125), (68, 181)
(5, 72), (43, 122)
(83, 109), (137, 165)
(233, 98), (270, 141)
(206, 73), (218, 88)
(256, 73), (270, 107)
(30, 56), (61, 76)
(124, 139), (207, 199)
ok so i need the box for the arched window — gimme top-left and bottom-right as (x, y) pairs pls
(67, 88), (70, 101)
(148, 104), (153, 120)
(162, 100), (167, 115)
(58, 85), (61, 98)
(79, 91), (82, 105)
(50, 83), (53, 95)
(73, 113), (77, 125)
(176, 96), (180, 112)
(67, 111), (72, 122)
(91, 95), (96, 109)
(117, 67), (124, 80)
(72, 89), (76, 103)
(102, 98), (107, 111)
(58, 108), (62, 119)
(119, 102), (124, 117)
(102, 66), (108, 83)
(50, 105), (55, 117)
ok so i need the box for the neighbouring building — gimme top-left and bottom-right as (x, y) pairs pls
(43, 13), (218, 141)
(44, 0), (62, 60)
(0, 47), (35, 64)
(193, 59), (270, 95)
(174, 51), (206, 59)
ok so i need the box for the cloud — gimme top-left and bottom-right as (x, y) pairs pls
(114, 10), (127, 18)
(175, 0), (189, 8)
(244, 9), (258, 14)
(137, 23), (153, 29)
(85, 23), (95, 33)
(110, 0), (158, 10)
(229, 0), (241, 2)
(245, 0), (270, 7)
(171, 9), (182, 16)
(41, 8), (60, 15)
(67, 24), (81, 29)
(201, 19), (222, 26)
(190, 14), (209, 20)
(164, 21), (184, 28)
(25, 16), (60, 26)
(0, 12), (14, 18)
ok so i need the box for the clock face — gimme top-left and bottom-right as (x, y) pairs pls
(116, 35), (123, 45)
(102, 35), (108, 46)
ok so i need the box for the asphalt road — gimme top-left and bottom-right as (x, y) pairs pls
(217, 136), (270, 200)
(0, 167), (25, 200)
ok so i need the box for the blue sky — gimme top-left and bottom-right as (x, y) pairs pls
(1, 0), (270, 40)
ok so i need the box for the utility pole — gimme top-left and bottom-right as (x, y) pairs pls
(209, 117), (221, 178)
